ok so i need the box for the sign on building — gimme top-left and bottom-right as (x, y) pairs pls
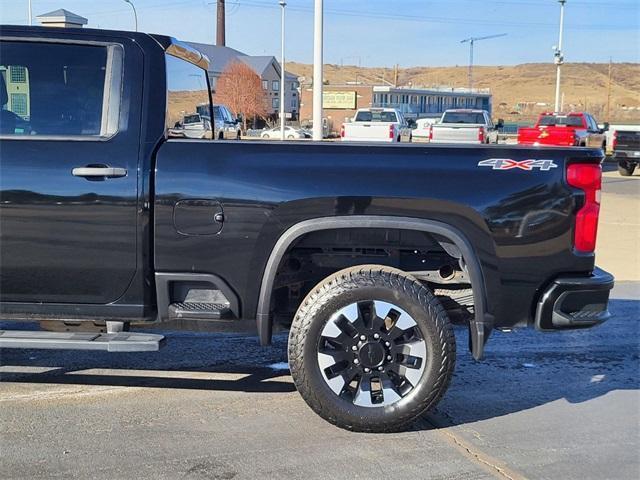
(323, 91), (357, 109)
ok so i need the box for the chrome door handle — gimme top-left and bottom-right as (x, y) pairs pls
(72, 167), (128, 178)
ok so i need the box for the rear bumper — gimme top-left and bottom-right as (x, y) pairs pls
(535, 267), (614, 331)
(615, 150), (640, 164)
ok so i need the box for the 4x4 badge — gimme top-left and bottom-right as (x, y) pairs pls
(478, 158), (558, 171)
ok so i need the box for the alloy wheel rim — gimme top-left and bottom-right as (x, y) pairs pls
(317, 300), (427, 408)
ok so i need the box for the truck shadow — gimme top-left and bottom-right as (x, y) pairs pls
(1, 298), (638, 429)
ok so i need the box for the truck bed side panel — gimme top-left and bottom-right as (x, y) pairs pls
(154, 141), (601, 329)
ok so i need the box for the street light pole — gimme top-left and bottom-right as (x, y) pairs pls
(28, 0), (32, 26)
(312, 0), (323, 141)
(279, 1), (286, 141)
(124, 0), (138, 32)
(554, 0), (566, 113)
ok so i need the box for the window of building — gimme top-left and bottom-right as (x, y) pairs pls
(272, 80), (280, 91)
(0, 41), (122, 137)
(262, 80), (269, 90)
(272, 98), (280, 109)
(291, 82), (297, 91)
(165, 53), (212, 139)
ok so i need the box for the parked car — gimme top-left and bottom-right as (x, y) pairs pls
(0, 26), (614, 433)
(261, 126), (306, 140)
(412, 118), (437, 141)
(429, 109), (500, 144)
(612, 129), (640, 176)
(195, 104), (241, 140)
(518, 112), (607, 148)
(341, 108), (412, 142)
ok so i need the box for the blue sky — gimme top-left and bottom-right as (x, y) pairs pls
(2, 0), (638, 66)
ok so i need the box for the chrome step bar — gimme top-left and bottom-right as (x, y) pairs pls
(0, 330), (165, 352)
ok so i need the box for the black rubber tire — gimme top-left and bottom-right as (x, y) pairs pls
(618, 162), (635, 177)
(288, 265), (456, 432)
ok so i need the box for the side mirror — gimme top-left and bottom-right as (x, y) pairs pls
(602, 122), (610, 132)
(496, 119), (505, 129)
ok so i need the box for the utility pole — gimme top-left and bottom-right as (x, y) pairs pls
(553, 0), (567, 113)
(279, 1), (287, 141)
(123, 1), (138, 32)
(28, 0), (32, 26)
(312, 0), (323, 141)
(216, 0), (226, 46)
(393, 64), (398, 87)
(460, 33), (507, 91)
(606, 57), (612, 121)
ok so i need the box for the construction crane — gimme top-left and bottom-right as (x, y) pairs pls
(460, 33), (507, 92)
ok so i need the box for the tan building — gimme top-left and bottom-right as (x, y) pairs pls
(299, 85), (374, 133)
(300, 84), (493, 135)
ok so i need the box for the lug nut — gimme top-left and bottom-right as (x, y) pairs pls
(364, 367), (371, 373)
(354, 358), (360, 365)
(387, 355), (392, 361)
(360, 335), (366, 341)
(385, 341), (390, 347)
(351, 345), (357, 351)
(373, 333), (380, 339)
(378, 366), (384, 371)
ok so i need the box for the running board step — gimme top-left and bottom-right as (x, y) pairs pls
(0, 330), (165, 352)
(168, 302), (231, 321)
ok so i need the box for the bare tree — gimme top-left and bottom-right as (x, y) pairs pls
(215, 61), (268, 131)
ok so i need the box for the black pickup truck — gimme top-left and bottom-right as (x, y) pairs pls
(612, 129), (640, 176)
(0, 26), (614, 432)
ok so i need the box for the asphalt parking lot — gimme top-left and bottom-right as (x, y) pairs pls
(1, 165), (638, 480)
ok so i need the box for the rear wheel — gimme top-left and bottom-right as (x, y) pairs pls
(618, 161), (636, 176)
(288, 265), (456, 432)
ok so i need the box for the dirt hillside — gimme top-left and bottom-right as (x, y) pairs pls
(286, 62), (640, 123)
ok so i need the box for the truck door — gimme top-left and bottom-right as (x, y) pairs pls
(0, 38), (141, 304)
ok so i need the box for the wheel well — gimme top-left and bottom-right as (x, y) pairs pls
(268, 227), (474, 329)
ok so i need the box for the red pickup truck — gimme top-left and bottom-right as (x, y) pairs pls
(518, 112), (607, 149)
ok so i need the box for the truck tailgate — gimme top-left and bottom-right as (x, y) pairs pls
(430, 125), (481, 144)
(519, 126), (576, 146)
(343, 123), (393, 142)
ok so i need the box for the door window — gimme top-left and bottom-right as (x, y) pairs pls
(0, 41), (122, 137)
(165, 54), (212, 139)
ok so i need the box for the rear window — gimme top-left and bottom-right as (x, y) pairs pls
(539, 115), (583, 127)
(183, 114), (201, 124)
(0, 41), (122, 137)
(442, 112), (485, 124)
(355, 110), (398, 122)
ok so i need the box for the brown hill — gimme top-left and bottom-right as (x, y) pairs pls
(286, 62), (640, 123)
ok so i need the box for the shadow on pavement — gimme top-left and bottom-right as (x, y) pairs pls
(1, 298), (638, 428)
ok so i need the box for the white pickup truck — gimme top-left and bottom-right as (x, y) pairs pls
(341, 108), (412, 143)
(429, 109), (501, 144)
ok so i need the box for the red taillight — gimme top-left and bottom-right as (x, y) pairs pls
(340, 124), (345, 138)
(389, 125), (395, 140)
(428, 125), (433, 141)
(567, 164), (601, 253)
(612, 131), (618, 150)
(478, 128), (485, 143)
